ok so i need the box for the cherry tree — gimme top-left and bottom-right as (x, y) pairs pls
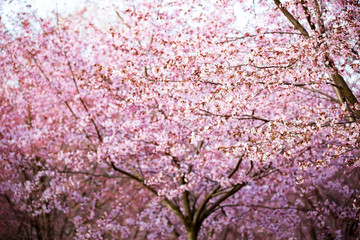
(1, 0), (359, 239)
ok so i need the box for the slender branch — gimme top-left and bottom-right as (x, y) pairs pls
(258, 80), (342, 104)
(218, 31), (306, 44)
(250, 204), (308, 212)
(110, 162), (188, 227)
(61, 49), (103, 142)
(34, 57), (75, 118)
(264, 31), (305, 35)
(252, 60), (297, 69)
(250, 79), (340, 104)
(231, 60), (296, 69)
(63, 51), (83, 107)
(312, 0), (326, 34)
(63, 101), (78, 119)
(200, 183), (247, 221)
(228, 154), (244, 178)
(57, 170), (125, 178)
(198, 109), (232, 118)
(252, 168), (279, 180)
(299, 86), (341, 104)
(209, 189), (233, 198)
(239, 114), (271, 123)
(300, 0), (316, 31)
(31, 55), (95, 145)
(192, 184), (221, 226)
(115, 10), (132, 29)
(198, 80), (223, 86)
(198, 109), (271, 123)
(246, 160), (254, 175)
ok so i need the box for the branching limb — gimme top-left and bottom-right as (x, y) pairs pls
(299, 85), (341, 104)
(273, 0), (358, 117)
(61, 49), (103, 143)
(200, 183), (247, 221)
(110, 162), (189, 227)
(31, 55), (95, 146)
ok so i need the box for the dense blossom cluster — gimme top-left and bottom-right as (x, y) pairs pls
(1, 0), (360, 239)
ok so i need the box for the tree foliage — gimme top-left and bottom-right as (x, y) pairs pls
(1, 0), (360, 239)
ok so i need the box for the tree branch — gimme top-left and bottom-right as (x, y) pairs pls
(250, 204), (308, 212)
(218, 31), (306, 44)
(198, 109), (271, 123)
(298, 85), (341, 104)
(231, 60), (297, 69)
(300, 0), (316, 31)
(61, 49), (103, 143)
(312, 0), (326, 34)
(273, 0), (310, 38)
(31, 54), (95, 145)
(110, 162), (189, 227)
(228, 154), (244, 179)
(200, 183), (247, 221)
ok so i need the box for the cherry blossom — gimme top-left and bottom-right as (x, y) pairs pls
(0, 0), (359, 239)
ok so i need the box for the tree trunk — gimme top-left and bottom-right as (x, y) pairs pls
(186, 223), (201, 240)
(187, 226), (199, 240)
